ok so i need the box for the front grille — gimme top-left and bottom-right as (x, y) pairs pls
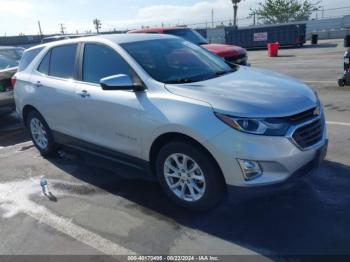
(285, 107), (316, 123)
(292, 119), (323, 149)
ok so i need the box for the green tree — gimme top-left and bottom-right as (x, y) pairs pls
(251, 0), (321, 24)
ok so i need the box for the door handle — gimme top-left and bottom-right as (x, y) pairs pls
(76, 90), (90, 98)
(34, 81), (43, 88)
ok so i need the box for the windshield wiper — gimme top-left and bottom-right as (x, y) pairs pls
(165, 78), (197, 84)
(215, 69), (235, 76)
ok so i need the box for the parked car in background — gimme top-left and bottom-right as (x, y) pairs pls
(0, 46), (24, 113)
(0, 46), (24, 63)
(14, 34), (327, 211)
(128, 27), (248, 66)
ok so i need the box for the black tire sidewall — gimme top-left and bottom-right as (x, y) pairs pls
(338, 79), (345, 87)
(27, 110), (56, 157)
(156, 141), (224, 211)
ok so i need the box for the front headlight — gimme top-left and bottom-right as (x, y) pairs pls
(215, 112), (290, 136)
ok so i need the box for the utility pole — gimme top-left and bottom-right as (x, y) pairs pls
(37, 21), (43, 37)
(93, 18), (102, 34)
(211, 9), (214, 28)
(231, 0), (242, 28)
(59, 23), (65, 34)
(250, 12), (256, 26)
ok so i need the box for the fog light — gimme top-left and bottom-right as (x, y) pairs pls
(237, 159), (263, 181)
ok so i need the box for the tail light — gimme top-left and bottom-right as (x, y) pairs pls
(10, 76), (16, 88)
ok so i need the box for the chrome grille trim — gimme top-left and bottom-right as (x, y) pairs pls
(287, 115), (325, 151)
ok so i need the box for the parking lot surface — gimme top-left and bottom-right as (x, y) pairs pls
(0, 39), (349, 257)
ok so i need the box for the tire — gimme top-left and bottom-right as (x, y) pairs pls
(155, 141), (225, 211)
(338, 79), (345, 87)
(26, 110), (57, 157)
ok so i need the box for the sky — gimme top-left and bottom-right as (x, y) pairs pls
(0, 0), (349, 36)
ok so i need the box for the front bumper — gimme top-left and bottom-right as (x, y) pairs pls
(205, 122), (328, 188)
(227, 139), (328, 201)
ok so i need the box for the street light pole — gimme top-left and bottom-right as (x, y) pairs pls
(231, 0), (241, 28)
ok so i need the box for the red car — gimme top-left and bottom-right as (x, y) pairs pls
(128, 27), (248, 66)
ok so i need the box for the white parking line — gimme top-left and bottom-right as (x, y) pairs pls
(0, 178), (138, 255)
(0, 141), (32, 149)
(327, 121), (350, 127)
(0, 141), (33, 158)
(28, 208), (137, 255)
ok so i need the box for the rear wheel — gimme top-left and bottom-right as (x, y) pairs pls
(26, 110), (57, 157)
(156, 141), (225, 211)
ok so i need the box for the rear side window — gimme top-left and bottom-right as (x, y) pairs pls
(18, 47), (43, 72)
(83, 43), (131, 84)
(37, 50), (50, 75)
(49, 44), (77, 79)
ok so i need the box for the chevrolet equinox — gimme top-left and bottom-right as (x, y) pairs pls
(14, 34), (328, 210)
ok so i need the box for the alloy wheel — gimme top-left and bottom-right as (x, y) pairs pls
(30, 118), (48, 149)
(163, 153), (206, 202)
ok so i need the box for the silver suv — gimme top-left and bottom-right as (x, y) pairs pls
(14, 34), (328, 210)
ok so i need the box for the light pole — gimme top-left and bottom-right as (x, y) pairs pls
(231, 0), (241, 28)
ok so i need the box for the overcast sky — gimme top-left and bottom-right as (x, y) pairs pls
(1, 0), (349, 35)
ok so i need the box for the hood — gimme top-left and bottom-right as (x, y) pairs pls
(165, 67), (318, 118)
(201, 43), (246, 58)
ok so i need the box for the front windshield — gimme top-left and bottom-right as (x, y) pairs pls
(164, 28), (208, 45)
(121, 38), (234, 84)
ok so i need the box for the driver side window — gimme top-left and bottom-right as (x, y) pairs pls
(82, 43), (136, 84)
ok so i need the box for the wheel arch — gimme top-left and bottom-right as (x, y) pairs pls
(149, 132), (227, 185)
(22, 104), (40, 126)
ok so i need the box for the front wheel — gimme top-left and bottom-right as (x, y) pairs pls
(156, 141), (225, 211)
(27, 110), (57, 157)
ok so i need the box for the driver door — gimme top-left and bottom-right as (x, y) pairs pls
(75, 43), (144, 158)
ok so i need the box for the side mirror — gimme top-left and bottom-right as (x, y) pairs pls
(100, 74), (142, 91)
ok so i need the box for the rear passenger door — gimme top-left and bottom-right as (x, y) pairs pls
(33, 44), (81, 138)
(75, 43), (144, 157)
